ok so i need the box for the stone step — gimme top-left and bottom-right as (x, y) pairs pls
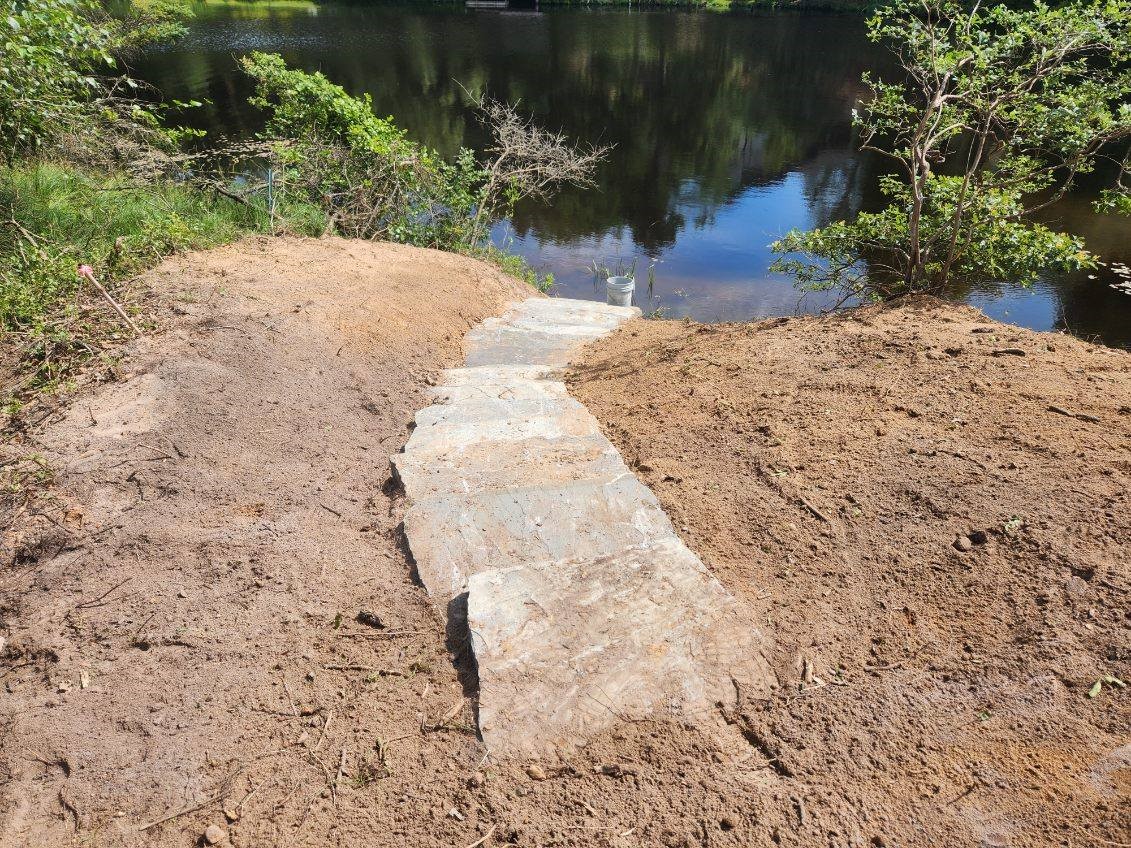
(392, 433), (628, 503)
(464, 324), (597, 368)
(467, 538), (774, 756)
(480, 315), (613, 338)
(413, 392), (587, 430)
(402, 476), (676, 598)
(506, 297), (640, 321)
(427, 377), (572, 406)
(402, 404), (603, 458)
(438, 365), (562, 387)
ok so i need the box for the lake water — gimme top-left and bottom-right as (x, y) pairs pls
(135, 1), (1131, 347)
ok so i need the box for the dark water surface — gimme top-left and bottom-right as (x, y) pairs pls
(135, 2), (1131, 346)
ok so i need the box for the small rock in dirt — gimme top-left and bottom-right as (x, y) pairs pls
(1065, 576), (1089, 597)
(467, 771), (485, 788)
(525, 764), (547, 780)
(953, 535), (973, 552)
(969, 529), (989, 545)
(355, 610), (385, 630)
(223, 807), (240, 823)
(720, 816), (737, 831)
(598, 763), (639, 778)
(203, 824), (226, 845)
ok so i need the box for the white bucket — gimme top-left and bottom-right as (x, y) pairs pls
(606, 275), (635, 307)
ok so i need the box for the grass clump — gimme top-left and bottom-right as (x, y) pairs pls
(0, 160), (322, 420)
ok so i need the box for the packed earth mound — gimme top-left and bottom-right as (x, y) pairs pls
(2, 244), (1127, 848)
(569, 297), (1131, 848)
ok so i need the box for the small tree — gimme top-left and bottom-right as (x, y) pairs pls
(770, 0), (1131, 302)
(240, 53), (607, 250)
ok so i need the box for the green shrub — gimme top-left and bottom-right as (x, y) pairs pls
(770, 0), (1130, 301)
(241, 51), (484, 248)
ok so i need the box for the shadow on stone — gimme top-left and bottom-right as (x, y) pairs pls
(446, 591), (482, 710)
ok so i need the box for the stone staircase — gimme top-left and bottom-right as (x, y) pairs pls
(392, 297), (772, 756)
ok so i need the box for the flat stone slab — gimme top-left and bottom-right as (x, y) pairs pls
(402, 402), (603, 458)
(402, 476), (675, 598)
(504, 297), (639, 322)
(437, 366), (563, 387)
(427, 377), (573, 406)
(413, 392), (587, 429)
(464, 324), (596, 368)
(468, 539), (774, 756)
(392, 434), (628, 502)
(390, 295), (772, 756)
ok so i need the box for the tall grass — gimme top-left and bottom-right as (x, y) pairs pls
(0, 161), (323, 417)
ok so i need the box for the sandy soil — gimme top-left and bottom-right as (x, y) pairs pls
(569, 299), (1131, 848)
(3, 243), (1127, 848)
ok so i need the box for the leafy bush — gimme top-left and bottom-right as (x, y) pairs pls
(240, 52), (606, 251)
(771, 0), (1130, 301)
(241, 51), (484, 247)
(0, 0), (118, 156)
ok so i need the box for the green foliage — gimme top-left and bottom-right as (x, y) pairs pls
(241, 51), (486, 248)
(773, 174), (1095, 301)
(771, 0), (1131, 300)
(474, 243), (555, 293)
(0, 0), (117, 156)
(0, 0), (196, 160)
(0, 161), (322, 397)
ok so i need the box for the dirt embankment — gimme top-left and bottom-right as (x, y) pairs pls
(569, 299), (1131, 848)
(2, 243), (1127, 848)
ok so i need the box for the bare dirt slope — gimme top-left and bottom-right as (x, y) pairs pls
(2, 237), (853, 848)
(3, 244), (1127, 848)
(569, 298), (1130, 848)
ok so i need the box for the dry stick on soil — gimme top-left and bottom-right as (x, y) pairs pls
(465, 824), (498, 848)
(864, 641), (934, 673)
(799, 497), (831, 523)
(76, 265), (141, 337)
(1048, 405), (1101, 424)
(323, 664), (404, 675)
(137, 768), (241, 831)
(74, 577), (132, 610)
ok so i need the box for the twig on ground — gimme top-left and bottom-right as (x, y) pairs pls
(1048, 405), (1101, 424)
(77, 265), (141, 336)
(864, 641), (933, 672)
(465, 824), (497, 848)
(799, 497), (831, 523)
(74, 577), (132, 610)
(323, 664), (404, 675)
(281, 679), (300, 718)
(137, 769), (241, 831)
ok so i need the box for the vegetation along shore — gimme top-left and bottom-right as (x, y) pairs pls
(1, 0), (1129, 846)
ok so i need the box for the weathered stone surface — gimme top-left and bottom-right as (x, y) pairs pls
(403, 476), (675, 598)
(467, 539), (774, 756)
(464, 324), (594, 368)
(414, 391), (587, 429)
(392, 434), (628, 502)
(504, 297), (639, 322)
(402, 402), (603, 458)
(436, 365), (562, 387)
(427, 377), (572, 406)
(390, 295), (771, 757)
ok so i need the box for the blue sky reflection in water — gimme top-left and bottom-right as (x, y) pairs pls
(135, 3), (1131, 346)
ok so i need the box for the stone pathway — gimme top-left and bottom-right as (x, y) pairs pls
(393, 297), (772, 756)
